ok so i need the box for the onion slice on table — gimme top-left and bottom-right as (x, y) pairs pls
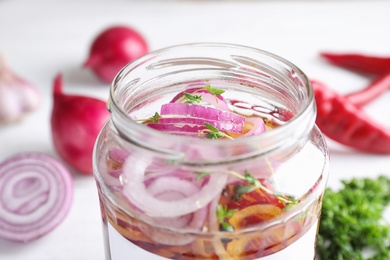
(122, 153), (228, 218)
(0, 153), (73, 242)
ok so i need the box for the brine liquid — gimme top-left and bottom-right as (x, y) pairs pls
(105, 219), (318, 260)
(98, 186), (322, 260)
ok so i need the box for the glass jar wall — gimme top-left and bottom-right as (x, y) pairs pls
(93, 43), (329, 260)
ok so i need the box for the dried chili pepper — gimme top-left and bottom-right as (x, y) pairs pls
(312, 79), (390, 154)
(321, 52), (390, 76)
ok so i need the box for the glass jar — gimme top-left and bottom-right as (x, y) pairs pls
(93, 43), (329, 260)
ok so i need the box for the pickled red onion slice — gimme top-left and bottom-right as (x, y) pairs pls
(157, 117), (243, 133)
(146, 176), (207, 230)
(242, 117), (266, 137)
(122, 153), (228, 217)
(146, 123), (206, 135)
(98, 148), (130, 190)
(138, 176), (209, 245)
(0, 153), (73, 242)
(170, 88), (229, 110)
(160, 103), (245, 126)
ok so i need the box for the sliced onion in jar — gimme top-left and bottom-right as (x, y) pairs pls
(138, 176), (209, 245)
(157, 117), (243, 133)
(98, 148), (130, 191)
(146, 123), (206, 135)
(146, 176), (208, 230)
(122, 153), (228, 217)
(0, 152), (73, 242)
(241, 117), (266, 137)
(160, 103), (245, 126)
(143, 168), (199, 189)
(140, 207), (208, 246)
(170, 88), (229, 110)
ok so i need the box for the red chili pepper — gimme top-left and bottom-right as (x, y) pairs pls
(345, 71), (390, 107)
(312, 79), (390, 154)
(321, 52), (390, 76)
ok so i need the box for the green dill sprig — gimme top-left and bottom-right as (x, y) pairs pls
(198, 123), (234, 140)
(217, 205), (237, 232)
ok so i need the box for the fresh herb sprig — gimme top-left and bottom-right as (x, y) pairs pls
(136, 112), (161, 124)
(183, 92), (202, 104)
(198, 123), (234, 140)
(217, 205), (237, 232)
(186, 85), (225, 104)
(317, 175), (390, 260)
(195, 170), (297, 205)
(203, 85), (225, 103)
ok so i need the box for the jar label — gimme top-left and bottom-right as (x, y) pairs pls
(107, 221), (317, 259)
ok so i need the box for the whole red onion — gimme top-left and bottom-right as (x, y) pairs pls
(50, 74), (110, 174)
(84, 25), (148, 83)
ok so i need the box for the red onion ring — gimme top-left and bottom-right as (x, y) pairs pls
(138, 176), (209, 245)
(97, 148), (130, 191)
(157, 117), (243, 133)
(0, 153), (73, 242)
(122, 153), (227, 218)
(146, 176), (207, 230)
(146, 123), (206, 135)
(160, 103), (245, 126)
(170, 88), (229, 111)
(242, 117), (266, 137)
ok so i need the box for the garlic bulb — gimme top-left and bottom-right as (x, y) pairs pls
(0, 56), (40, 124)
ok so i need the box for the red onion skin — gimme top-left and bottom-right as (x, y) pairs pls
(51, 74), (110, 174)
(84, 26), (148, 83)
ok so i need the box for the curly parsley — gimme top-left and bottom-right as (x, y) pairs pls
(317, 175), (390, 260)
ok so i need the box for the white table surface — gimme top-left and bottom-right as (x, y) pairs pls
(1, 0), (390, 259)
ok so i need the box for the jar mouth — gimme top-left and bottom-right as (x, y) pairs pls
(109, 43), (315, 164)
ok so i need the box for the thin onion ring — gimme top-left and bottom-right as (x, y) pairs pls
(122, 153), (227, 217)
(160, 103), (245, 125)
(0, 152), (73, 242)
